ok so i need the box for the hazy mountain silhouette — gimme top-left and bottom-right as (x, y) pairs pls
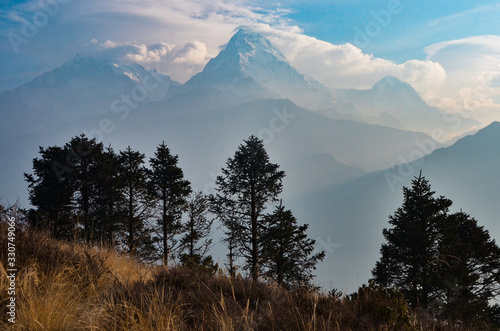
(335, 76), (479, 140)
(291, 121), (500, 291)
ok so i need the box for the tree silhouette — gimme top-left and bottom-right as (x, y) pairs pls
(434, 211), (500, 323)
(149, 142), (191, 265)
(373, 172), (500, 325)
(260, 203), (325, 287)
(24, 145), (75, 238)
(117, 146), (155, 260)
(179, 191), (216, 273)
(64, 134), (107, 243)
(373, 172), (451, 307)
(210, 135), (285, 280)
(92, 146), (123, 244)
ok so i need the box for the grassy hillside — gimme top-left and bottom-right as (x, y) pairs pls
(0, 221), (489, 330)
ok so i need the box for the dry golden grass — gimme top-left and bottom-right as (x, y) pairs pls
(0, 222), (489, 330)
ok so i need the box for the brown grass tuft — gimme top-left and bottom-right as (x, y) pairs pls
(0, 222), (489, 330)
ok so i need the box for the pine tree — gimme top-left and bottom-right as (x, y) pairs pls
(261, 203), (325, 287)
(64, 134), (106, 243)
(24, 146), (75, 238)
(149, 142), (191, 265)
(210, 135), (285, 280)
(372, 172), (452, 307)
(434, 211), (500, 324)
(179, 191), (216, 273)
(117, 146), (155, 261)
(92, 146), (123, 245)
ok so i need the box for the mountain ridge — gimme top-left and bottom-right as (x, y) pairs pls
(334, 76), (479, 139)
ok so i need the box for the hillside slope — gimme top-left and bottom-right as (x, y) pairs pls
(0, 219), (480, 330)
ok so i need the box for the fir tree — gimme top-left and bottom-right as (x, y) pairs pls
(261, 203), (325, 287)
(24, 146), (75, 238)
(434, 211), (500, 324)
(373, 172), (500, 323)
(372, 172), (452, 307)
(118, 146), (155, 261)
(92, 146), (123, 244)
(210, 135), (285, 280)
(64, 134), (106, 243)
(149, 142), (191, 264)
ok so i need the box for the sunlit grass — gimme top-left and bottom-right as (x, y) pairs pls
(0, 222), (485, 330)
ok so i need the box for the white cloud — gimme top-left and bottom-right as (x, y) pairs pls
(172, 41), (209, 65)
(124, 43), (175, 64)
(87, 40), (175, 66)
(424, 35), (500, 58)
(427, 4), (500, 29)
(85, 38), (210, 81)
(102, 40), (121, 49)
(251, 25), (447, 99)
(422, 35), (500, 123)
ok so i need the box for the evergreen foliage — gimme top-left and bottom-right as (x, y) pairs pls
(434, 211), (500, 323)
(63, 134), (107, 243)
(92, 146), (123, 245)
(373, 172), (500, 326)
(24, 145), (74, 238)
(148, 141), (192, 264)
(260, 202), (325, 287)
(117, 146), (155, 261)
(373, 172), (452, 307)
(179, 191), (217, 274)
(209, 135), (285, 280)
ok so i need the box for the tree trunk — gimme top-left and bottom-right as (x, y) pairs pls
(251, 182), (258, 281)
(163, 187), (168, 265)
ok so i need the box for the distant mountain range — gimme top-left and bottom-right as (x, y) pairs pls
(334, 75), (479, 138)
(0, 28), (497, 291)
(0, 54), (178, 137)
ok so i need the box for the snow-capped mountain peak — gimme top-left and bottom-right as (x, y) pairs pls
(372, 75), (420, 98)
(203, 28), (289, 74)
(184, 28), (335, 110)
(0, 54), (180, 137)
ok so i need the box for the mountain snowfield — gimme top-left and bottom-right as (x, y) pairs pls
(0, 28), (498, 291)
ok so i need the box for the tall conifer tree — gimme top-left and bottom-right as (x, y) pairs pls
(261, 203), (325, 287)
(118, 146), (155, 260)
(149, 142), (191, 264)
(373, 172), (452, 307)
(24, 146), (75, 238)
(179, 191), (216, 272)
(64, 134), (106, 242)
(210, 135), (285, 280)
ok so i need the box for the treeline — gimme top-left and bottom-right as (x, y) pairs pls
(20, 133), (500, 327)
(24, 134), (324, 287)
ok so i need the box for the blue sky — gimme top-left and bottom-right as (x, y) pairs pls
(277, 0), (500, 61)
(1, 0), (500, 123)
